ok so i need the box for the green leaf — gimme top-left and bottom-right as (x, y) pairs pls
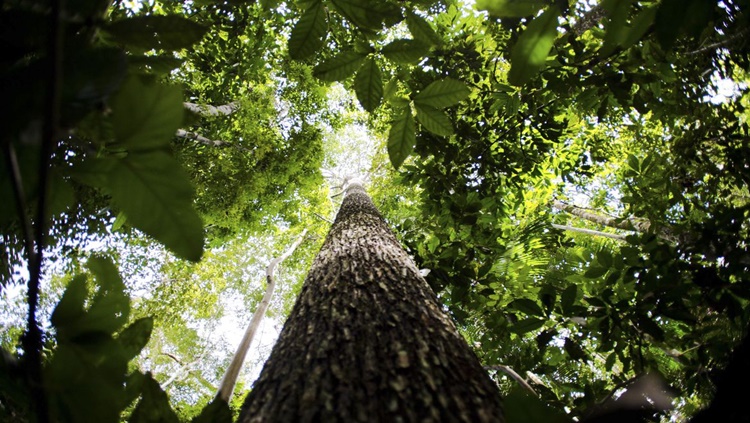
(108, 152), (204, 261)
(118, 317), (154, 361)
(560, 284), (577, 315)
(600, 0), (633, 57)
(330, 0), (401, 30)
(110, 75), (183, 151)
(191, 398), (232, 423)
(104, 15), (208, 51)
(413, 78), (471, 109)
(622, 4), (657, 49)
(50, 275), (88, 331)
(596, 250), (613, 268)
(313, 51), (367, 82)
(509, 298), (545, 317)
(564, 337), (587, 360)
(86, 256), (130, 334)
(476, 0), (548, 18)
(510, 317), (546, 334)
(288, 1), (328, 60)
(381, 39), (430, 64)
(507, 6), (560, 86)
(387, 108), (416, 169)
(128, 55), (184, 75)
(415, 104), (454, 136)
(406, 11), (441, 46)
(504, 387), (571, 423)
(354, 58), (383, 112)
(129, 373), (180, 423)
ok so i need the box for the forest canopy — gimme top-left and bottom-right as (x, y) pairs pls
(1, 0), (749, 421)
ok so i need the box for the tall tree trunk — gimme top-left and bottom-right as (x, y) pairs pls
(239, 181), (503, 422)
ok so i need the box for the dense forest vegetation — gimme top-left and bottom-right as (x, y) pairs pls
(1, 0), (749, 421)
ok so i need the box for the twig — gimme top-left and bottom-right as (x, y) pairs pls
(551, 223), (628, 241)
(485, 364), (538, 397)
(2, 144), (36, 268)
(312, 212), (333, 224)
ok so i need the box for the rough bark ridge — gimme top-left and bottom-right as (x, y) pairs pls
(239, 182), (503, 422)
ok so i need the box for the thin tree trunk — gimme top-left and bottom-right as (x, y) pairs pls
(216, 229), (308, 402)
(239, 181), (503, 422)
(174, 129), (251, 152)
(551, 223), (628, 241)
(183, 101), (240, 116)
(551, 200), (678, 243)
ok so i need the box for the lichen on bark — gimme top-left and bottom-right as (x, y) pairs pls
(239, 182), (503, 422)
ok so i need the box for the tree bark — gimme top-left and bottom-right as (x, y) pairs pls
(239, 182), (503, 422)
(183, 101), (240, 116)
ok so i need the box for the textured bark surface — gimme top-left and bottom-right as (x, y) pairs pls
(239, 183), (503, 422)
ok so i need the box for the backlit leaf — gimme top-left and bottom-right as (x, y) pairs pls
(108, 152), (204, 261)
(110, 75), (183, 151)
(387, 108), (416, 169)
(508, 6), (560, 86)
(415, 104), (453, 136)
(509, 298), (545, 317)
(413, 78), (470, 109)
(354, 58), (383, 112)
(288, 1), (328, 60)
(406, 11), (441, 46)
(313, 51), (367, 81)
(381, 39), (430, 64)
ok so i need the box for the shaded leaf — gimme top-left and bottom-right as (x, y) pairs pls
(415, 104), (453, 136)
(381, 39), (430, 64)
(413, 78), (471, 109)
(104, 15), (208, 51)
(192, 398), (232, 423)
(508, 6), (560, 86)
(313, 51), (367, 81)
(354, 58), (383, 112)
(129, 373), (180, 423)
(387, 108), (416, 169)
(504, 387), (571, 423)
(509, 298), (545, 317)
(118, 317), (154, 362)
(477, 0), (548, 18)
(288, 1), (328, 60)
(510, 317), (546, 334)
(50, 275), (88, 332)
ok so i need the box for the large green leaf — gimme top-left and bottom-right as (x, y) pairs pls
(510, 317), (546, 334)
(354, 58), (383, 112)
(413, 78), (471, 109)
(415, 104), (453, 136)
(330, 0), (401, 30)
(129, 373), (180, 423)
(288, 1), (328, 60)
(504, 387), (571, 423)
(381, 39), (430, 64)
(406, 11), (441, 46)
(108, 152), (204, 261)
(117, 317), (154, 362)
(508, 298), (545, 317)
(387, 108), (416, 169)
(104, 15), (208, 51)
(507, 6), (560, 86)
(313, 51), (367, 81)
(476, 0), (548, 18)
(110, 75), (183, 151)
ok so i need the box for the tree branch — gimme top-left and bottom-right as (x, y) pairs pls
(485, 365), (538, 397)
(175, 129), (251, 152)
(183, 101), (240, 117)
(216, 229), (309, 402)
(551, 223), (628, 241)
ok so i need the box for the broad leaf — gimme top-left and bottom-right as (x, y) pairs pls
(104, 15), (208, 51)
(381, 39), (430, 64)
(110, 75), (183, 151)
(118, 317), (154, 361)
(330, 0), (401, 30)
(406, 11), (441, 46)
(387, 108), (416, 169)
(413, 78), (471, 109)
(108, 152), (204, 261)
(354, 58), (383, 112)
(129, 373), (180, 423)
(415, 104), (453, 136)
(476, 0), (548, 18)
(192, 398), (232, 423)
(50, 275), (88, 333)
(313, 51), (367, 82)
(509, 298), (545, 317)
(288, 1), (328, 60)
(510, 317), (546, 334)
(504, 387), (571, 423)
(85, 256), (130, 334)
(508, 6), (560, 86)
